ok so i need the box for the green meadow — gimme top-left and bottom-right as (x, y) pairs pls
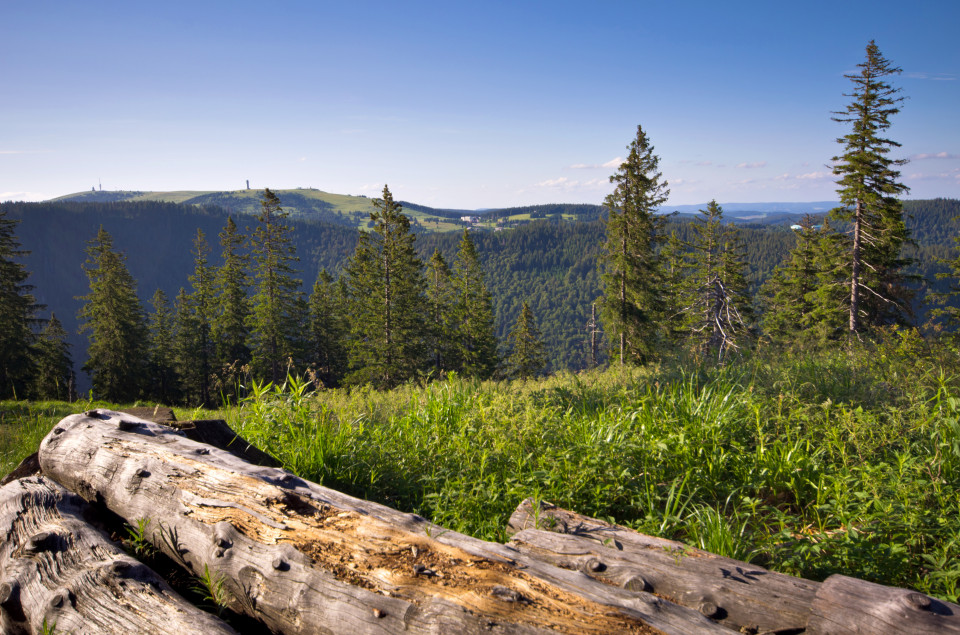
(4, 337), (960, 602)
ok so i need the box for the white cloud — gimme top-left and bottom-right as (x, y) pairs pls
(911, 152), (960, 160)
(0, 191), (48, 202)
(736, 161), (767, 169)
(532, 176), (610, 191)
(905, 72), (956, 81)
(797, 171), (831, 181)
(569, 157), (622, 169)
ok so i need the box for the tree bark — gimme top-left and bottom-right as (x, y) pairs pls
(39, 409), (727, 635)
(0, 475), (237, 634)
(806, 574), (960, 635)
(507, 498), (819, 634)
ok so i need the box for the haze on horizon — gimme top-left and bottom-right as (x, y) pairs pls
(3, 1), (959, 210)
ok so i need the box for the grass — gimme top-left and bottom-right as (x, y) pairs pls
(5, 336), (960, 602)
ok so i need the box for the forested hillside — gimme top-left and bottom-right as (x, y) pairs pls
(4, 197), (958, 387)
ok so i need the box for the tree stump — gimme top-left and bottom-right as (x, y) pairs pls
(0, 475), (236, 634)
(39, 410), (728, 635)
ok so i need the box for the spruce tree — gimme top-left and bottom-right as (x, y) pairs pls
(760, 215), (823, 344)
(599, 125), (670, 365)
(0, 209), (40, 399)
(212, 216), (251, 373)
(248, 189), (302, 384)
(147, 289), (179, 405)
(678, 201), (752, 360)
(452, 231), (499, 379)
(506, 302), (547, 379)
(178, 229), (216, 405)
(32, 313), (73, 401)
(306, 269), (349, 388)
(343, 185), (428, 388)
(78, 227), (149, 402)
(426, 249), (458, 374)
(830, 41), (912, 336)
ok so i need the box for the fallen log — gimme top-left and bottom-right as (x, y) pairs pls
(0, 475), (237, 634)
(805, 574), (960, 635)
(39, 410), (728, 635)
(507, 498), (820, 634)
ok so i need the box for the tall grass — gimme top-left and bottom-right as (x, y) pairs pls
(5, 339), (960, 601)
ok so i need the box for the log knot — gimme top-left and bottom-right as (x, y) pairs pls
(906, 592), (933, 611)
(490, 585), (527, 604)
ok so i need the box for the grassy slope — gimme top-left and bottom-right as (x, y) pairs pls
(6, 337), (960, 602)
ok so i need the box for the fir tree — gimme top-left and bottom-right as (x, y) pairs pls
(306, 269), (349, 388)
(32, 313), (73, 401)
(180, 229), (215, 405)
(147, 289), (179, 405)
(452, 231), (499, 379)
(830, 41), (912, 336)
(0, 209), (40, 399)
(678, 201), (752, 360)
(343, 185), (428, 388)
(212, 216), (251, 372)
(78, 227), (149, 402)
(426, 249), (458, 374)
(599, 125), (670, 364)
(506, 302), (547, 379)
(761, 215), (823, 344)
(248, 189), (302, 383)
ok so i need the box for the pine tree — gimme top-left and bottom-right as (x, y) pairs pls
(172, 288), (197, 403)
(306, 269), (349, 388)
(830, 40), (912, 336)
(761, 215), (823, 344)
(599, 125), (670, 365)
(343, 185), (428, 388)
(212, 216), (251, 372)
(78, 227), (149, 402)
(147, 289), (179, 405)
(506, 302), (547, 379)
(0, 209), (40, 399)
(452, 231), (499, 379)
(426, 249), (458, 374)
(32, 313), (73, 401)
(678, 201), (752, 360)
(248, 189), (302, 384)
(178, 229), (215, 405)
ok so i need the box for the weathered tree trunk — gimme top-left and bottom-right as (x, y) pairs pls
(0, 475), (237, 634)
(39, 410), (728, 635)
(507, 498), (819, 634)
(806, 574), (960, 635)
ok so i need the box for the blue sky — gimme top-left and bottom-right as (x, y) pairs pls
(3, 0), (959, 209)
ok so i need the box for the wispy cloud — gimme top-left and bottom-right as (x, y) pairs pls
(736, 161), (767, 169)
(911, 151), (960, 160)
(0, 191), (48, 202)
(907, 168), (960, 182)
(569, 157), (622, 169)
(531, 177), (609, 191)
(905, 72), (956, 81)
(678, 159), (714, 166)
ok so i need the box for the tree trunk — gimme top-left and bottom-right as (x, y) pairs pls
(39, 410), (727, 635)
(0, 475), (237, 634)
(507, 498), (819, 634)
(806, 574), (960, 635)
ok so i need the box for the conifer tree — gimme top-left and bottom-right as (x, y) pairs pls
(306, 269), (349, 388)
(178, 229), (216, 405)
(147, 289), (179, 405)
(506, 302), (547, 379)
(452, 231), (499, 379)
(78, 227), (149, 402)
(343, 185), (428, 388)
(830, 41), (912, 336)
(761, 215), (823, 343)
(248, 189), (302, 383)
(32, 313), (73, 401)
(426, 249), (458, 374)
(0, 209), (40, 399)
(599, 125), (670, 365)
(212, 216), (251, 372)
(678, 201), (752, 360)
